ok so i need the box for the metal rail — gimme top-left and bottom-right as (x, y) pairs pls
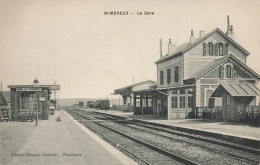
(92, 111), (260, 164)
(67, 110), (199, 165)
(94, 111), (260, 155)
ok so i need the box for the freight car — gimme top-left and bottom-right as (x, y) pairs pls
(87, 101), (95, 108)
(95, 100), (110, 110)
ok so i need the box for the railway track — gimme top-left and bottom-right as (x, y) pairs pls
(66, 109), (260, 165)
(67, 110), (199, 165)
(94, 111), (260, 154)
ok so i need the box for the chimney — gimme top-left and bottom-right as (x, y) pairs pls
(226, 15), (230, 35)
(226, 15), (234, 39)
(228, 25), (234, 39)
(190, 30), (195, 43)
(199, 31), (205, 38)
(168, 39), (178, 55)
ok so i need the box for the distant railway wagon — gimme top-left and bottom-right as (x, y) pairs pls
(79, 101), (84, 108)
(95, 100), (110, 110)
(87, 101), (94, 108)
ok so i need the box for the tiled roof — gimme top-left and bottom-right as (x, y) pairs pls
(114, 80), (156, 94)
(186, 54), (260, 80)
(189, 57), (226, 79)
(155, 28), (250, 64)
(211, 83), (260, 97)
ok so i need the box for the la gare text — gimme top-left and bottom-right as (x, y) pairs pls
(104, 11), (154, 16)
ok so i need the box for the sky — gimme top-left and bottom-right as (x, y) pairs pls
(0, 0), (259, 98)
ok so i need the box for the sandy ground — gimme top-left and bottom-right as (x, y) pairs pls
(0, 121), (36, 165)
(0, 111), (136, 165)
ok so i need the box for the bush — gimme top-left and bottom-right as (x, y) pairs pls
(56, 116), (61, 122)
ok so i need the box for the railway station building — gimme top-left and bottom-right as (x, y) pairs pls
(114, 17), (260, 120)
(7, 84), (60, 120)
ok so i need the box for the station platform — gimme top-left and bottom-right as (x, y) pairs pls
(88, 109), (260, 143)
(3, 110), (136, 165)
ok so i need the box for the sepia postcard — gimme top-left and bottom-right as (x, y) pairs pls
(0, 0), (259, 164)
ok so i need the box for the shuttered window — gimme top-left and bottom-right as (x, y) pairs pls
(160, 71), (164, 85)
(214, 43), (218, 56)
(219, 66), (222, 78)
(219, 66), (224, 78)
(225, 43), (228, 55)
(203, 42), (206, 56)
(167, 69), (171, 84)
(208, 42), (213, 55)
(219, 43), (223, 56)
(174, 66), (179, 82)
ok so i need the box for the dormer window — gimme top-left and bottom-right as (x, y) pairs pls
(208, 42), (213, 55)
(219, 43), (223, 56)
(226, 65), (232, 78)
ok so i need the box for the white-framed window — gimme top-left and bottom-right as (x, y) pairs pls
(142, 98), (146, 107)
(148, 98), (152, 107)
(20, 93), (36, 110)
(180, 96), (186, 108)
(226, 65), (232, 78)
(136, 98), (140, 107)
(208, 42), (213, 55)
(171, 96), (177, 108)
(219, 43), (223, 56)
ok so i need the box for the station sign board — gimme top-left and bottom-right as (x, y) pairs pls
(16, 87), (42, 92)
(217, 80), (239, 84)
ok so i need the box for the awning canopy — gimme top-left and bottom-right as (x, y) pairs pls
(211, 83), (260, 97)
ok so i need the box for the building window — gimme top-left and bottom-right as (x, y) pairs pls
(180, 96), (186, 108)
(136, 98), (140, 107)
(203, 42), (206, 56)
(188, 89), (193, 94)
(172, 91), (177, 94)
(148, 98), (152, 107)
(160, 71), (164, 85)
(226, 65), (232, 78)
(208, 42), (213, 55)
(219, 66), (223, 78)
(171, 96), (177, 108)
(167, 69), (171, 84)
(20, 93), (36, 110)
(188, 96), (193, 108)
(227, 94), (231, 105)
(180, 89), (185, 94)
(174, 66), (179, 82)
(142, 98), (146, 107)
(219, 43), (223, 56)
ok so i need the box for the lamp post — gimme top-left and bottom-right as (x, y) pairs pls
(33, 78), (39, 126)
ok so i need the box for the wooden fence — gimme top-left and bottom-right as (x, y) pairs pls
(195, 106), (222, 120)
